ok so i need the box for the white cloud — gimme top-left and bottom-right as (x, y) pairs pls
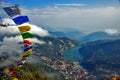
(30, 24), (50, 37)
(0, 35), (23, 53)
(0, 18), (19, 35)
(55, 3), (86, 7)
(0, 18), (50, 37)
(2, 35), (22, 43)
(0, 35), (46, 67)
(28, 38), (46, 45)
(105, 29), (119, 35)
(18, 23), (50, 37)
(1, 35), (46, 46)
(0, 2), (11, 7)
(2, 18), (16, 25)
(0, 26), (19, 35)
(0, 36), (23, 67)
(22, 6), (120, 33)
(48, 41), (53, 45)
(0, 2), (120, 33)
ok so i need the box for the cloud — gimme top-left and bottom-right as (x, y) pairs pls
(0, 2), (11, 7)
(1, 2), (120, 33)
(2, 18), (16, 25)
(0, 35), (46, 67)
(0, 26), (19, 35)
(28, 38), (46, 45)
(0, 18), (50, 37)
(21, 6), (120, 33)
(55, 3), (86, 7)
(0, 36), (23, 53)
(0, 36), (23, 67)
(105, 29), (119, 35)
(2, 35), (22, 43)
(30, 24), (50, 37)
(0, 18), (19, 35)
(18, 23), (50, 37)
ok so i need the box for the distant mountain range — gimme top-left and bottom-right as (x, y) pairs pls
(49, 30), (84, 40)
(80, 31), (120, 43)
(49, 29), (120, 43)
(79, 39), (120, 79)
(40, 25), (85, 41)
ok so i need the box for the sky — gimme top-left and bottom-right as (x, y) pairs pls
(0, 0), (120, 33)
(1, 0), (120, 8)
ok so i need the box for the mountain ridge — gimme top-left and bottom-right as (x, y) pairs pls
(79, 39), (120, 79)
(79, 31), (120, 42)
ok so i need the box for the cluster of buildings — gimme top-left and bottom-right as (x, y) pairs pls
(53, 61), (87, 80)
(41, 56), (94, 80)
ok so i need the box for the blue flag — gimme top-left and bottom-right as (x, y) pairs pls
(24, 46), (32, 52)
(12, 15), (29, 25)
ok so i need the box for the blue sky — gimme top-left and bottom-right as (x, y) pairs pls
(1, 0), (120, 8)
(0, 0), (120, 33)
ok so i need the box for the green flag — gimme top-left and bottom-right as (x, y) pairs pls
(21, 32), (34, 39)
(23, 53), (31, 57)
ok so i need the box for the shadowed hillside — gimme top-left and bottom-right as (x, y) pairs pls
(79, 39), (120, 80)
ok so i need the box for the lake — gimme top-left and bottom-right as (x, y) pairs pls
(63, 46), (83, 61)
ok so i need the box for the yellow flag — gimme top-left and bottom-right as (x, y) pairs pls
(24, 49), (32, 54)
(18, 25), (31, 33)
(13, 78), (18, 80)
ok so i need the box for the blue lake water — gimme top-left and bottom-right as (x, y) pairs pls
(63, 46), (83, 61)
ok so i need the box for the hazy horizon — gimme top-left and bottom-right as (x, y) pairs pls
(0, 0), (120, 34)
